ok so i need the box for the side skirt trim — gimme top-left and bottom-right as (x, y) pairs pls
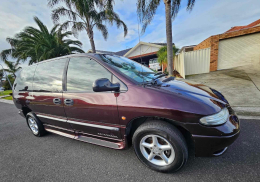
(68, 120), (120, 131)
(36, 114), (120, 131)
(37, 114), (67, 122)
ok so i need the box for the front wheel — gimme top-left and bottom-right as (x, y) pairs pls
(132, 121), (188, 173)
(26, 112), (46, 137)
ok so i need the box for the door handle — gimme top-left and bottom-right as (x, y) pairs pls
(64, 99), (74, 106)
(53, 98), (61, 105)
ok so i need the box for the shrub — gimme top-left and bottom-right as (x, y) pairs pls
(3, 75), (15, 90)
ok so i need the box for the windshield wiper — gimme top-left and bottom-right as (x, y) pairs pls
(140, 72), (156, 75)
(154, 72), (163, 76)
(143, 73), (166, 85)
(153, 73), (167, 80)
(140, 73), (167, 86)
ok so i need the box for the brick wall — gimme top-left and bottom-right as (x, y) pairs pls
(193, 26), (260, 71)
(193, 37), (212, 50)
(210, 35), (220, 71)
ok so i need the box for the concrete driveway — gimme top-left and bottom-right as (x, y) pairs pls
(186, 64), (260, 118)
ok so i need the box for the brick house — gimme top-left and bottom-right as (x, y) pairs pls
(194, 18), (260, 71)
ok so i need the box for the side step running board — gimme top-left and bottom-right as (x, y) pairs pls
(44, 124), (126, 149)
(76, 135), (124, 149)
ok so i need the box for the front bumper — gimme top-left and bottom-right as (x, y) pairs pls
(192, 113), (240, 157)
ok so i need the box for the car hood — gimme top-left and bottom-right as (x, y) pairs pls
(149, 79), (228, 115)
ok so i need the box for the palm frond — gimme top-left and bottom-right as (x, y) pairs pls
(2, 16), (84, 65)
(186, 0), (196, 11)
(33, 16), (50, 35)
(50, 0), (128, 52)
(95, 23), (108, 40)
(52, 6), (80, 24)
(0, 49), (13, 61)
(137, 0), (161, 33)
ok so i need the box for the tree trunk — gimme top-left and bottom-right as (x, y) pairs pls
(162, 64), (164, 73)
(89, 33), (96, 53)
(87, 28), (96, 53)
(164, 0), (173, 76)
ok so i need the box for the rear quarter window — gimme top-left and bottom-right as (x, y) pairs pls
(33, 58), (67, 92)
(14, 66), (36, 92)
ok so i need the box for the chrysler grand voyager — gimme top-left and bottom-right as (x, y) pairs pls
(13, 53), (240, 173)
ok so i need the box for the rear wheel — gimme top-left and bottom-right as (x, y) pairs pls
(26, 112), (46, 137)
(133, 121), (188, 173)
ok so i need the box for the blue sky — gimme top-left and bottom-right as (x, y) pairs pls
(0, 0), (260, 68)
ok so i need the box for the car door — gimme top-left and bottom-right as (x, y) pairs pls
(30, 58), (72, 130)
(63, 56), (122, 139)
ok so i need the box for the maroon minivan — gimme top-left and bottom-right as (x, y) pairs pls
(13, 53), (240, 173)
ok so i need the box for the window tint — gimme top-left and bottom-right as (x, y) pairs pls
(67, 57), (111, 92)
(14, 66), (36, 92)
(33, 59), (67, 92)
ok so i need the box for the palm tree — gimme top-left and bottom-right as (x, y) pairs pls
(48, 0), (128, 53)
(137, 0), (196, 75)
(0, 17), (84, 65)
(157, 45), (179, 73)
(0, 60), (22, 78)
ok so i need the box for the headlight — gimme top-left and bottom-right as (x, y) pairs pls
(200, 107), (229, 126)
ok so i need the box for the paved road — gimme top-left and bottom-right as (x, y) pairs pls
(0, 102), (260, 182)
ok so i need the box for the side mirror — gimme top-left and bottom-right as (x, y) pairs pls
(93, 78), (120, 92)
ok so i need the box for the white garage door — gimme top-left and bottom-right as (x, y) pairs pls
(218, 33), (260, 70)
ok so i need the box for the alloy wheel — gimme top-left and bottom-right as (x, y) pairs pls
(139, 134), (175, 166)
(28, 117), (39, 135)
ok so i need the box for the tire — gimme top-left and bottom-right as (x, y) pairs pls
(132, 120), (188, 173)
(26, 112), (46, 137)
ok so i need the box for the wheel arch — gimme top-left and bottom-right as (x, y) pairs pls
(126, 116), (193, 148)
(22, 107), (32, 118)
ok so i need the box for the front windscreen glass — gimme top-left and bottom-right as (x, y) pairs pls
(99, 54), (157, 83)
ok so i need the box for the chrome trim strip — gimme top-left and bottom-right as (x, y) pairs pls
(43, 124), (74, 132)
(37, 114), (67, 122)
(45, 128), (75, 139)
(37, 114), (119, 131)
(68, 120), (119, 131)
(213, 147), (228, 156)
(77, 135), (120, 149)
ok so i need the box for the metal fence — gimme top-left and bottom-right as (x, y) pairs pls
(174, 51), (185, 78)
(174, 48), (210, 78)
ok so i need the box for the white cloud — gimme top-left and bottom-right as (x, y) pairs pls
(117, 29), (137, 42)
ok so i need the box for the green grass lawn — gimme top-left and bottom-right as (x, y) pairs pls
(0, 90), (12, 100)
(0, 90), (12, 96)
(3, 96), (13, 100)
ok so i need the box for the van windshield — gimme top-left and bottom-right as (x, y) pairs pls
(100, 54), (157, 83)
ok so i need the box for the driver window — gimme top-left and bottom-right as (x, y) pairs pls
(67, 57), (111, 92)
